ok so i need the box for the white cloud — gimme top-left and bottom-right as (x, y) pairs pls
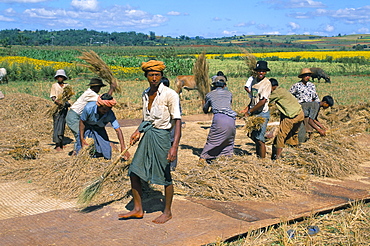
(71, 0), (98, 12)
(268, 0), (326, 9)
(223, 30), (237, 35)
(288, 12), (310, 19)
(324, 24), (334, 32)
(264, 31), (281, 35)
(24, 8), (67, 19)
(0, 15), (14, 21)
(0, 0), (46, 2)
(288, 22), (300, 30)
(357, 27), (369, 34)
(234, 21), (255, 27)
(18, 5), (168, 29)
(234, 22), (246, 27)
(289, 0), (326, 8)
(5, 8), (16, 16)
(213, 17), (222, 21)
(167, 11), (180, 16)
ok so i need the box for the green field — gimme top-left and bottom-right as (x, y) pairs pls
(0, 45), (369, 117)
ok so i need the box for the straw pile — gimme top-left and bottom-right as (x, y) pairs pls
(193, 51), (210, 100)
(78, 50), (121, 93)
(282, 103), (369, 178)
(0, 93), (369, 205)
(8, 139), (42, 160)
(173, 155), (309, 201)
(46, 85), (74, 117)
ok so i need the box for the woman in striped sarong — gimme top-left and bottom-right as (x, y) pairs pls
(199, 76), (237, 163)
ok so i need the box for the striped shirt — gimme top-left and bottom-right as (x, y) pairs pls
(203, 87), (237, 119)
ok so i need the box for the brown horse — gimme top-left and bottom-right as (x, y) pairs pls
(174, 75), (197, 95)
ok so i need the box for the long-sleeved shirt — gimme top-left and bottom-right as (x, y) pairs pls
(203, 87), (237, 119)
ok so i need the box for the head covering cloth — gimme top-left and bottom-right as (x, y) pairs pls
(141, 60), (166, 72)
(96, 94), (117, 108)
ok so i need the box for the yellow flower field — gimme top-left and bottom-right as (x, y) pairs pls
(0, 56), (141, 75)
(201, 51), (370, 60)
(0, 56), (73, 70)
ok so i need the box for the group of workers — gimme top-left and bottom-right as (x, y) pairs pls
(49, 59), (333, 224)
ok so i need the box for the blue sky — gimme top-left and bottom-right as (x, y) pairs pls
(0, 0), (369, 38)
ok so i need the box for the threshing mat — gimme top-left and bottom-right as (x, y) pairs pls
(0, 161), (369, 246)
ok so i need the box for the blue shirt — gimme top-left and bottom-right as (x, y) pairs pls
(80, 101), (120, 129)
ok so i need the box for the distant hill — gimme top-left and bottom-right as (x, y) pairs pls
(0, 29), (369, 51)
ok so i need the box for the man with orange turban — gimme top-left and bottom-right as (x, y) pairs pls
(76, 93), (130, 160)
(118, 60), (182, 224)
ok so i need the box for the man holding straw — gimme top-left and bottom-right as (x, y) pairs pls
(50, 69), (70, 151)
(240, 61), (272, 158)
(66, 78), (115, 155)
(118, 60), (182, 224)
(76, 93), (130, 160)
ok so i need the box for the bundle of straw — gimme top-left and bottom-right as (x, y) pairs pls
(78, 50), (121, 93)
(46, 85), (74, 117)
(78, 144), (132, 204)
(240, 48), (257, 77)
(193, 51), (210, 100)
(242, 115), (266, 134)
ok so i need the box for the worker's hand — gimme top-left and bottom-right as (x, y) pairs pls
(130, 130), (141, 145)
(54, 99), (62, 106)
(167, 146), (178, 162)
(240, 108), (250, 117)
(121, 148), (131, 161)
(318, 129), (326, 136)
(81, 139), (89, 147)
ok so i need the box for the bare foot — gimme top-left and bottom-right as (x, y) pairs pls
(152, 213), (172, 224)
(55, 146), (63, 152)
(118, 210), (144, 219)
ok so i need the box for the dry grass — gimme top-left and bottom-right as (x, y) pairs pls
(0, 93), (369, 206)
(45, 85), (74, 117)
(240, 48), (257, 77)
(193, 51), (210, 100)
(240, 115), (266, 134)
(218, 201), (370, 245)
(282, 103), (370, 178)
(173, 155), (308, 201)
(78, 50), (121, 93)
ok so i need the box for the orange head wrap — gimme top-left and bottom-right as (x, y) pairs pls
(96, 94), (117, 108)
(141, 60), (166, 72)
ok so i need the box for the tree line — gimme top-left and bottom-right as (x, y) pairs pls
(0, 29), (217, 47)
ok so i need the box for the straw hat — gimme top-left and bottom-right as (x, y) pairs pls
(298, 68), (312, 78)
(87, 78), (106, 87)
(54, 69), (68, 80)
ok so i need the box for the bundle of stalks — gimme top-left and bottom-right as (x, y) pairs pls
(46, 85), (74, 117)
(173, 155), (308, 201)
(78, 50), (121, 93)
(78, 144), (132, 205)
(241, 115), (266, 134)
(193, 51), (210, 100)
(240, 48), (257, 77)
(8, 139), (41, 160)
(283, 129), (365, 178)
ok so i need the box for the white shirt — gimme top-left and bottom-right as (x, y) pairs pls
(142, 83), (181, 130)
(50, 82), (68, 98)
(70, 88), (99, 115)
(244, 76), (254, 99)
